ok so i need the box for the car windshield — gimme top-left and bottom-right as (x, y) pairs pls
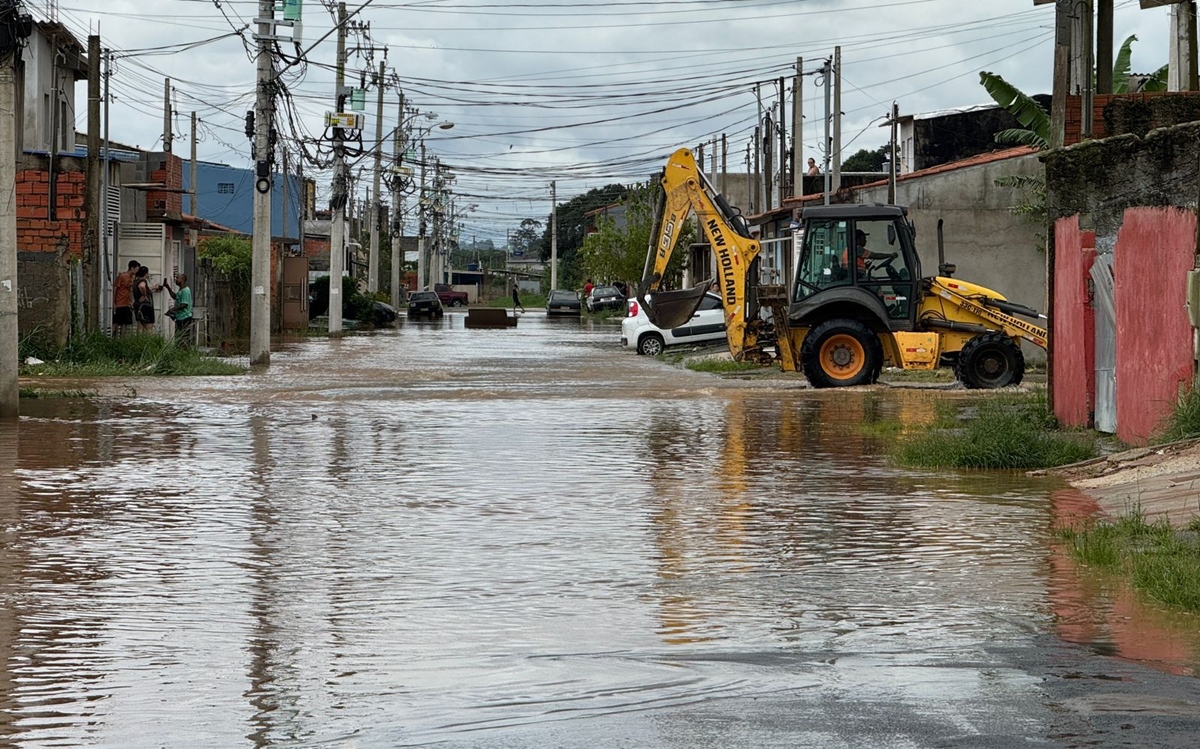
(411, 292), (435, 301)
(550, 292), (574, 302)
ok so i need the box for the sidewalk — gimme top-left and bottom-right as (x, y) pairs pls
(1039, 439), (1200, 525)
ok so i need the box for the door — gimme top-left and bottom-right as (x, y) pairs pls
(1090, 253), (1116, 433)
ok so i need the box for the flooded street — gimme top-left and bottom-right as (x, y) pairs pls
(3, 312), (1200, 748)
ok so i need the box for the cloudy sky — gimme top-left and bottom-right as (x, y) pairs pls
(53, 0), (1172, 245)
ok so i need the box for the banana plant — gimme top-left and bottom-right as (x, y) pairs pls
(979, 71), (1050, 149)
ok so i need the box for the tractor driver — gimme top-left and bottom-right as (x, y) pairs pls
(842, 228), (896, 275)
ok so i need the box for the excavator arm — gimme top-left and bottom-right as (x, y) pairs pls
(638, 148), (770, 363)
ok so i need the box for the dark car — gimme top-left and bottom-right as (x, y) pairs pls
(372, 301), (398, 326)
(407, 290), (444, 318)
(586, 284), (625, 313)
(546, 289), (581, 317)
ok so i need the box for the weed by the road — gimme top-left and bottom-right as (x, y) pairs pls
(894, 392), (1095, 469)
(1155, 387), (1200, 443)
(686, 359), (764, 374)
(20, 332), (245, 377)
(19, 387), (98, 398)
(1059, 509), (1200, 612)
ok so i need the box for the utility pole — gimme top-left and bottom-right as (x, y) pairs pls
(777, 76), (786, 204)
(368, 58), (384, 293)
(417, 140), (426, 290)
(250, 0), (275, 364)
(832, 46), (842, 194)
(1050, 0), (1071, 149)
(100, 48), (112, 324)
(329, 1), (348, 333)
(190, 111), (198, 248)
(720, 133), (727, 195)
(888, 102), (898, 204)
(822, 57), (831, 205)
(753, 83), (761, 213)
(550, 180), (558, 290)
(0, 6), (24, 418)
(792, 56), (802, 198)
(163, 78), (172, 153)
(390, 89), (404, 309)
(1169, 1), (1199, 91)
(85, 34), (100, 331)
(1097, 0), (1113, 94)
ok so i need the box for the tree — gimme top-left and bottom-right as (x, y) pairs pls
(199, 235), (252, 335)
(841, 145), (889, 172)
(510, 217), (542, 257)
(538, 183), (630, 267)
(578, 182), (692, 291)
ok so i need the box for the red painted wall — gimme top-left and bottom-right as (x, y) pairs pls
(1052, 217), (1096, 428)
(1114, 207), (1196, 444)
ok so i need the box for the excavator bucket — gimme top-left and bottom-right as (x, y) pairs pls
(638, 277), (712, 330)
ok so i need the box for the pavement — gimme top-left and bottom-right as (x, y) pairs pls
(1036, 438), (1200, 526)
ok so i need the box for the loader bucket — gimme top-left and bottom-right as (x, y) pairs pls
(638, 278), (712, 330)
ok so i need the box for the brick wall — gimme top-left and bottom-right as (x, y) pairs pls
(1064, 92), (1200, 146)
(16, 168), (86, 257)
(147, 153), (183, 219)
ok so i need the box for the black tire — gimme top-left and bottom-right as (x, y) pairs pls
(800, 318), (882, 388)
(638, 333), (665, 357)
(955, 332), (1024, 389)
(451, 299), (464, 307)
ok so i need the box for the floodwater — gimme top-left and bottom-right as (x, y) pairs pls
(3, 311), (1200, 748)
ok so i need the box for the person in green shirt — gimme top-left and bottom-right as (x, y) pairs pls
(163, 273), (195, 346)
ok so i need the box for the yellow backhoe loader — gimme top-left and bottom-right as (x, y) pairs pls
(637, 148), (1048, 388)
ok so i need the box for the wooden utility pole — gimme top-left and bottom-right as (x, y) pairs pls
(720, 133), (727, 195)
(1051, 0), (1072, 149)
(777, 77), (786, 204)
(85, 34), (100, 331)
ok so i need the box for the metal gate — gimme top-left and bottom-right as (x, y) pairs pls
(1090, 252), (1116, 433)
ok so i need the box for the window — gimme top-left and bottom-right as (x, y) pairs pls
(794, 219), (851, 301)
(217, 183), (235, 194)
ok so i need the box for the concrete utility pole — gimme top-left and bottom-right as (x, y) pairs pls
(720, 133), (727, 195)
(1169, 1), (1199, 91)
(0, 49), (18, 417)
(163, 78), (172, 153)
(753, 83), (761, 213)
(390, 90), (404, 309)
(189, 111), (198, 248)
(250, 0), (275, 365)
(822, 57), (832, 205)
(417, 140), (426, 290)
(792, 56), (802, 198)
(550, 180), (558, 290)
(368, 58), (385, 293)
(100, 48), (112, 323)
(888, 102), (899, 204)
(777, 77), (786, 204)
(329, 1), (348, 334)
(85, 34), (100, 331)
(832, 46), (842, 194)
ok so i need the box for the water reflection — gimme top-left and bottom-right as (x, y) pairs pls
(2, 316), (1199, 746)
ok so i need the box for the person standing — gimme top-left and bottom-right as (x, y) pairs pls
(112, 260), (140, 336)
(163, 273), (195, 346)
(132, 266), (156, 334)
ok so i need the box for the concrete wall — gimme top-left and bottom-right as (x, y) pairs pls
(1046, 121), (1200, 444)
(855, 152), (1048, 361)
(17, 251), (71, 348)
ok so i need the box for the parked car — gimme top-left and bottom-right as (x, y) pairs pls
(434, 283), (469, 307)
(621, 292), (727, 356)
(586, 284), (625, 313)
(372, 300), (398, 326)
(546, 289), (581, 316)
(407, 290), (444, 318)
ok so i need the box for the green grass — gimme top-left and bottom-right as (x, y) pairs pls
(486, 293), (547, 309)
(893, 392), (1096, 469)
(1059, 510), (1200, 612)
(1155, 387), (1200, 444)
(879, 367), (956, 383)
(685, 359), (765, 374)
(20, 332), (246, 377)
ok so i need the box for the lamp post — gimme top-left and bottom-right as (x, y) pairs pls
(396, 112), (452, 291)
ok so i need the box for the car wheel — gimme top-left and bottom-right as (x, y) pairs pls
(638, 333), (665, 356)
(451, 299), (463, 307)
(800, 318), (882, 388)
(955, 332), (1024, 389)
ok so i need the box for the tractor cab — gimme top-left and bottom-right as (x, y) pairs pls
(790, 204), (921, 330)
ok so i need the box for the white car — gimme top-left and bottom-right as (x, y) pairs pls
(621, 292), (727, 356)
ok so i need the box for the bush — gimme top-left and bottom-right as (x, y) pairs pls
(18, 331), (244, 377)
(308, 275), (377, 324)
(1156, 387), (1200, 444)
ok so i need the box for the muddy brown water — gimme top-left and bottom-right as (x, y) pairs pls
(3, 312), (1200, 747)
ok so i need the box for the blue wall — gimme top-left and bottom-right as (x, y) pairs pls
(181, 162), (305, 238)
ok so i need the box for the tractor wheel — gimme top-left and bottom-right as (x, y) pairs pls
(800, 319), (882, 388)
(955, 332), (1025, 389)
(638, 332), (665, 357)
